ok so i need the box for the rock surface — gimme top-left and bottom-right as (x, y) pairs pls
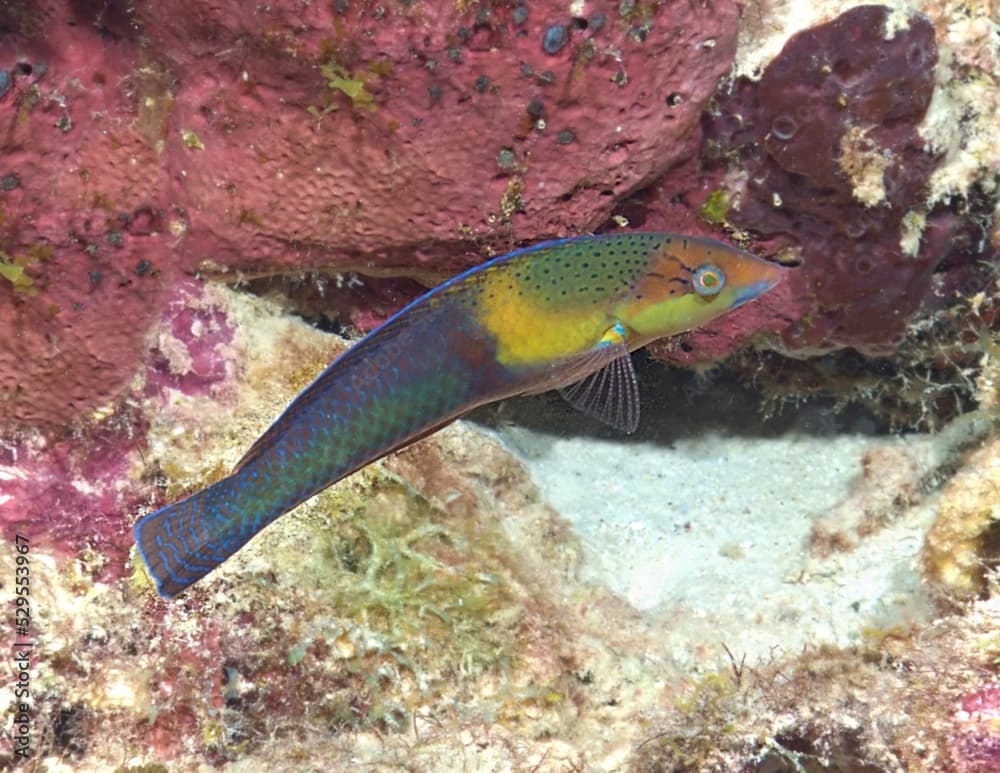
(0, 0), (739, 431)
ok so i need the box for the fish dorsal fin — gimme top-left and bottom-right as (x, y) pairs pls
(557, 343), (640, 434)
(233, 431), (269, 473)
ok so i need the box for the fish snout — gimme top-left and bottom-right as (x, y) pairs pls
(728, 255), (783, 308)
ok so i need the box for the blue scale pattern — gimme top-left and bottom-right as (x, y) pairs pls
(134, 293), (513, 597)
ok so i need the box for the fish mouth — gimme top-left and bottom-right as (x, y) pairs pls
(731, 270), (782, 309)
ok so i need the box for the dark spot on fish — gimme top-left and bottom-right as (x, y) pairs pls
(513, 6), (528, 25)
(107, 230), (123, 247)
(1, 174), (19, 191)
(527, 98), (544, 117)
(474, 75), (490, 93)
(557, 129), (575, 145)
(447, 47), (463, 63)
(135, 259), (151, 276)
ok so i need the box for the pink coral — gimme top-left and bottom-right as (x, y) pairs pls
(0, 0), (740, 432)
(0, 410), (151, 576)
(953, 684), (1000, 773)
(0, 278), (236, 570)
(146, 279), (234, 397)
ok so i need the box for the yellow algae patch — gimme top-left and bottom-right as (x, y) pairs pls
(923, 437), (1000, 599)
(923, 351), (1000, 599)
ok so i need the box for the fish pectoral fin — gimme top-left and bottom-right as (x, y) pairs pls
(522, 323), (640, 434)
(558, 343), (639, 435)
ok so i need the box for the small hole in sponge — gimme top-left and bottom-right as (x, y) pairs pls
(854, 257), (874, 275)
(770, 114), (798, 141)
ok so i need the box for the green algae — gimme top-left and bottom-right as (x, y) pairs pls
(0, 255), (34, 294)
(128, 440), (530, 745)
(310, 60), (386, 116)
(699, 189), (730, 226)
(110, 288), (587, 763)
(289, 468), (519, 678)
(180, 129), (204, 150)
(321, 62), (377, 111)
(0, 244), (53, 296)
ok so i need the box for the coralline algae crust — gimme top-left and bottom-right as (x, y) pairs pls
(0, 0), (741, 432)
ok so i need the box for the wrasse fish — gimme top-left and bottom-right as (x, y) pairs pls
(135, 232), (781, 597)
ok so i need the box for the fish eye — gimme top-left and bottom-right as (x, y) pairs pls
(692, 265), (725, 297)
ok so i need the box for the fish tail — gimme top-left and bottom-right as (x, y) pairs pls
(134, 477), (251, 598)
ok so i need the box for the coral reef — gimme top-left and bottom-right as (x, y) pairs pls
(0, 278), (997, 771)
(923, 435), (1000, 601)
(702, 4), (976, 356)
(0, 0), (740, 432)
(0, 279), (239, 567)
(614, 2), (995, 373)
(631, 594), (1000, 772)
(621, 1), (999, 432)
(2, 1), (1000, 770)
(3, 0), (994, 432)
(809, 406), (995, 558)
(0, 285), (674, 770)
(0, 409), (148, 577)
(953, 683), (1000, 773)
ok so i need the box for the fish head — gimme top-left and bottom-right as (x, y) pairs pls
(617, 236), (783, 343)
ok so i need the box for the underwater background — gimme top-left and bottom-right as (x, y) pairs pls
(1, 0), (999, 770)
